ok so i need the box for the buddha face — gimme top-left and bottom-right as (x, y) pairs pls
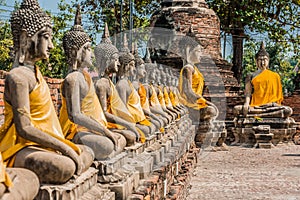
(156, 69), (161, 83)
(161, 72), (167, 85)
(171, 77), (176, 86)
(80, 42), (94, 68)
(256, 55), (269, 70)
(27, 26), (53, 62)
(148, 69), (156, 82)
(107, 53), (120, 73)
(137, 63), (146, 79)
(188, 45), (202, 64)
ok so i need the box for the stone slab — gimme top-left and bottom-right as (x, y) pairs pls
(102, 170), (140, 200)
(94, 152), (128, 175)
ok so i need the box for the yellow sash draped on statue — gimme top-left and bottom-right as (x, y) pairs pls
(163, 87), (173, 108)
(60, 71), (108, 140)
(179, 65), (207, 110)
(149, 85), (163, 111)
(0, 153), (12, 188)
(0, 68), (80, 165)
(157, 86), (167, 110)
(169, 90), (179, 107)
(138, 83), (151, 113)
(127, 80), (147, 123)
(107, 79), (136, 129)
(250, 69), (283, 107)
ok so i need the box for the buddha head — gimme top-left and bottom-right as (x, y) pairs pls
(159, 65), (167, 85)
(118, 33), (135, 78)
(167, 68), (174, 86)
(95, 23), (120, 76)
(255, 42), (269, 71)
(145, 48), (156, 82)
(178, 25), (202, 65)
(133, 44), (146, 80)
(11, 0), (53, 67)
(63, 5), (93, 71)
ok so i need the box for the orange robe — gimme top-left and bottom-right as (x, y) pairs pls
(60, 71), (108, 140)
(149, 85), (163, 111)
(163, 86), (173, 108)
(250, 69), (283, 107)
(127, 81), (151, 126)
(138, 83), (151, 113)
(157, 86), (167, 110)
(106, 79), (136, 129)
(0, 68), (80, 166)
(179, 65), (207, 110)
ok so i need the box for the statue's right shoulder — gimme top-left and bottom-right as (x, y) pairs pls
(7, 67), (35, 84)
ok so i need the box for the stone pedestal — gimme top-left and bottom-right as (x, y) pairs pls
(253, 125), (274, 149)
(35, 168), (103, 200)
(233, 117), (296, 147)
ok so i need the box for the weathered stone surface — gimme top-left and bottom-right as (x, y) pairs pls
(35, 167), (99, 200)
(233, 117), (296, 147)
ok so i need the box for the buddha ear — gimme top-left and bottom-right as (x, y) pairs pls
(185, 45), (191, 63)
(71, 48), (79, 70)
(19, 30), (28, 64)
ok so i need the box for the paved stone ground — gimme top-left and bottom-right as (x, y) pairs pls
(187, 144), (300, 200)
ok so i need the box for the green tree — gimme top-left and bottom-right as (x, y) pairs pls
(0, 21), (13, 71)
(207, 0), (300, 83)
(80, 0), (159, 39)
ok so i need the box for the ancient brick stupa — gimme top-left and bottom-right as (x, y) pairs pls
(150, 0), (240, 136)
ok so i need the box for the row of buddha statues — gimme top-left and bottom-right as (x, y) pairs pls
(0, 0), (294, 199)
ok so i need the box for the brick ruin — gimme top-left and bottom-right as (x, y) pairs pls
(149, 0), (241, 140)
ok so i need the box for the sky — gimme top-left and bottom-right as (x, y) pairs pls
(5, 0), (70, 12)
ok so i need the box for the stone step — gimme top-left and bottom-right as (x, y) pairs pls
(93, 152), (128, 175)
(101, 170), (140, 200)
(79, 184), (115, 200)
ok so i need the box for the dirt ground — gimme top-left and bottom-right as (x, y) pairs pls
(186, 144), (300, 200)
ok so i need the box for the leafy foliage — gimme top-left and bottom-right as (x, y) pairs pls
(207, 0), (300, 82)
(0, 21), (13, 71)
(80, 0), (159, 40)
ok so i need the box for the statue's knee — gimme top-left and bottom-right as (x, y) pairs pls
(5, 168), (39, 199)
(24, 153), (76, 184)
(77, 144), (95, 167)
(118, 134), (127, 149)
(284, 106), (293, 117)
(94, 137), (114, 160)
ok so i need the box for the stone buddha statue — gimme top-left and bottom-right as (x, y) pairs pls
(131, 44), (164, 130)
(116, 34), (156, 137)
(151, 65), (177, 122)
(159, 66), (181, 119)
(0, 0), (93, 184)
(234, 42), (292, 118)
(166, 68), (187, 116)
(59, 6), (126, 160)
(143, 51), (170, 126)
(94, 23), (142, 145)
(232, 43), (294, 146)
(178, 31), (219, 148)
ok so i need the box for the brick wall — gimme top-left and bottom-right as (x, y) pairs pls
(283, 90), (300, 122)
